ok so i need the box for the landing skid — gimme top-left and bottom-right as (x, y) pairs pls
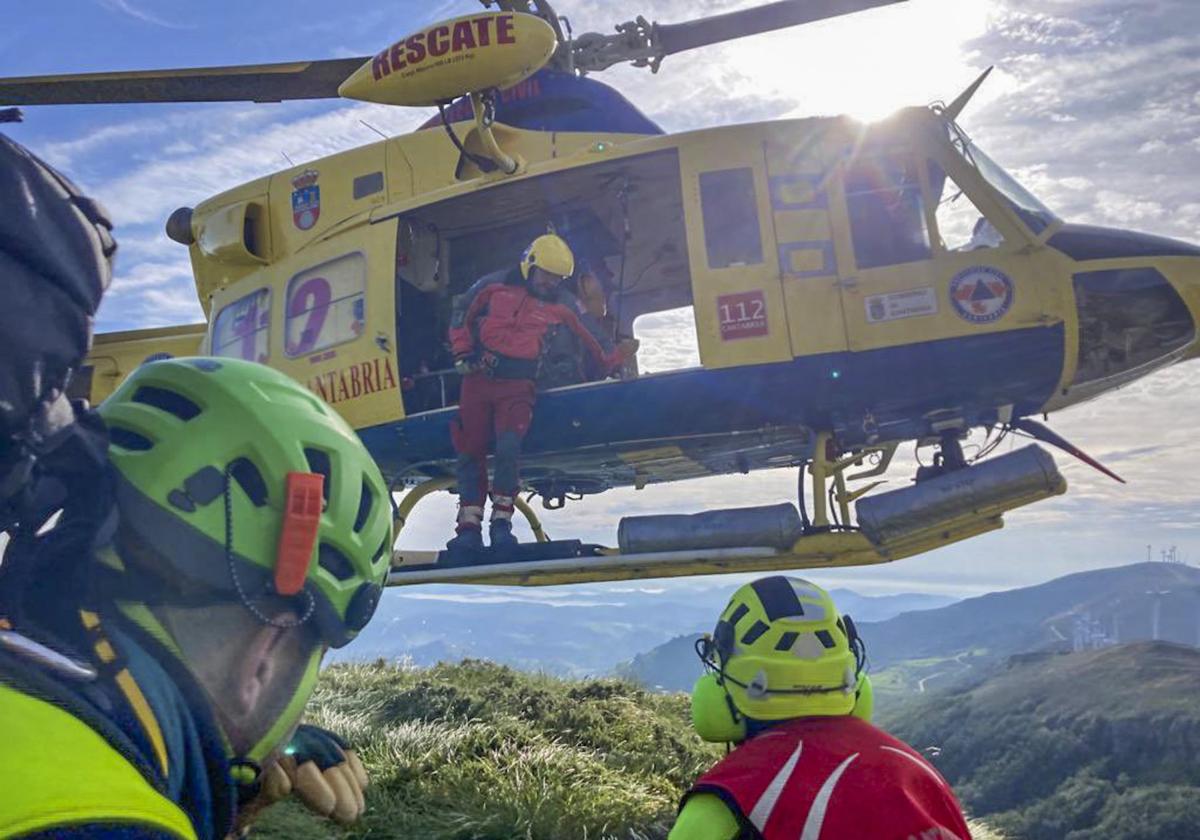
(387, 438), (1067, 587)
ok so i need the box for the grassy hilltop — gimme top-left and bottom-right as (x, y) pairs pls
(254, 659), (719, 839)
(254, 660), (1003, 840)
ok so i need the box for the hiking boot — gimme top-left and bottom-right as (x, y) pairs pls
(489, 518), (518, 549)
(446, 528), (483, 552)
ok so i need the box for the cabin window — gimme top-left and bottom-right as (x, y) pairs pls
(213, 287), (271, 363)
(845, 154), (931, 269)
(285, 253), (367, 357)
(929, 160), (1003, 252)
(1072, 268), (1195, 385)
(699, 168), (764, 269)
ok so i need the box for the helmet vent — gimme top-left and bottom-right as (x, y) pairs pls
(132, 386), (201, 421)
(741, 621), (769, 646)
(353, 480), (375, 533)
(774, 631), (799, 652)
(109, 427), (154, 451)
(816, 630), (837, 649)
(229, 458), (268, 507)
(374, 534), (390, 565)
(318, 542), (355, 581)
(303, 448), (332, 505)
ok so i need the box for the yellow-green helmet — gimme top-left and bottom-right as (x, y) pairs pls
(703, 576), (861, 722)
(98, 358), (392, 648)
(520, 233), (575, 280)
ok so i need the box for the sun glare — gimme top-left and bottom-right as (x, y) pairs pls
(725, 0), (996, 123)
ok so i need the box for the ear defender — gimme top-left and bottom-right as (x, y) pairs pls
(691, 673), (748, 743)
(850, 672), (874, 723)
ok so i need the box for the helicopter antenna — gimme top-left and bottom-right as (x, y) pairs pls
(942, 66), (994, 122)
(612, 178), (632, 342)
(281, 151), (295, 167)
(359, 119), (389, 140)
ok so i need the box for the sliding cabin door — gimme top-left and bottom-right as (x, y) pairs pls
(681, 127), (794, 369)
(208, 216), (403, 430)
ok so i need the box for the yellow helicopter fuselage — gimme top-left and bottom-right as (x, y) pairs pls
(82, 99), (1200, 504)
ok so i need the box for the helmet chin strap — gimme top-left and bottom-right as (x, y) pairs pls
(115, 579), (323, 777)
(695, 634), (856, 698)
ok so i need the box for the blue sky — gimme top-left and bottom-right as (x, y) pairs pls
(5, 0), (1200, 599)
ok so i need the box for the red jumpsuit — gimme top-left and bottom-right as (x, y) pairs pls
(449, 274), (620, 531)
(681, 716), (972, 839)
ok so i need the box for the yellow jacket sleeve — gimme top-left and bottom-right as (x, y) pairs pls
(669, 792), (743, 840)
(0, 683), (196, 840)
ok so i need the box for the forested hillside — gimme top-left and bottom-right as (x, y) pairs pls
(885, 642), (1200, 839)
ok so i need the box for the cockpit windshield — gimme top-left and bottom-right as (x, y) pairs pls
(947, 122), (1059, 234)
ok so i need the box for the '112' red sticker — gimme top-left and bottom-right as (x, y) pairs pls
(717, 290), (768, 341)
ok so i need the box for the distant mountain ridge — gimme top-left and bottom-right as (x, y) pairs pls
(861, 562), (1200, 698)
(333, 580), (955, 677)
(618, 563), (1200, 695)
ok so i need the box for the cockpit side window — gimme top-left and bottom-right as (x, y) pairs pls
(845, 154), (932, 270)
(1072, 268), (1195, 386)
(928, 160), (1004, 252)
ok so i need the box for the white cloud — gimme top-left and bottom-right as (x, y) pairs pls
(90, 102), (425, 226)
(95, 0), (190, 29)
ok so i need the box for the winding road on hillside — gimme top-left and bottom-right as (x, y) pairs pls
(917, 651), (974, 693)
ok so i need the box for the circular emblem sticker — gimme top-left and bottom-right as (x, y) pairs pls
(949, 266), (1014, 324)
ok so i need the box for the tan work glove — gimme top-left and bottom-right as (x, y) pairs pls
(617, 338), (640, 361)
(232, 724), (369, 835)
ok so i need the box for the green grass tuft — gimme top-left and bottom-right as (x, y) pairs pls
(253, 659), (722, 840)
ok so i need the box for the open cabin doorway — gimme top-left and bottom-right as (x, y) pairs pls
(391, 147), (694, 417)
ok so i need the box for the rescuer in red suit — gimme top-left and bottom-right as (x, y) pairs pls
(447, 234), (634, 551)
(670, 576), (972, 840)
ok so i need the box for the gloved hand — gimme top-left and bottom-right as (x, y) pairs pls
(604, 339), (640, 376)
(617, 338), (640, 360)
(233, 725), (369, 834)
(454, 355), (478, 376)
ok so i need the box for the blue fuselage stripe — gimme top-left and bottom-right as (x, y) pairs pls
(361, 324), (1065, 475)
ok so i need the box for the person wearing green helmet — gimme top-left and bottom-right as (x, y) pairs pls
(0, 356), (394, 839)
(670, 576), (971, 840)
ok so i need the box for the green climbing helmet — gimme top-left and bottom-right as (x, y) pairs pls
(98, 357), (392, 647)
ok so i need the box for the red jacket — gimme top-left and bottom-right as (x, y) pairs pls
(450, 278), (618, 373)
(685, 717), (971, 840)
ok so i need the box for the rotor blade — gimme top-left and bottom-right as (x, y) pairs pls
(0, 57), (368, 105)
(655, 0), (906, 57)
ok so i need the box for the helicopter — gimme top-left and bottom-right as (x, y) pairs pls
(4, 0), (1200, 589)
